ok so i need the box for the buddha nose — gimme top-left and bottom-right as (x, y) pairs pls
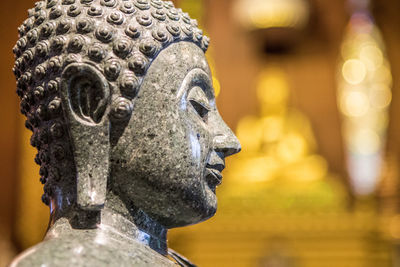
(212, 115), (241, 157)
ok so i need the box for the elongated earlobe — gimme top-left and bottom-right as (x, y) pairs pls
(60, 63), (110, 210)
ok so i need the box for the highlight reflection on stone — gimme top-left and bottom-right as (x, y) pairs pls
(11, 0), (240, 266)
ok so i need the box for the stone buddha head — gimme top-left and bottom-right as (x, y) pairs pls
(13, 0), (240, 234)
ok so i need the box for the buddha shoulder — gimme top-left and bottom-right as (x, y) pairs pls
(10, 232), (176, 267)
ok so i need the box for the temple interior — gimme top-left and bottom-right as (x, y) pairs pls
(2, 0), (400, 266)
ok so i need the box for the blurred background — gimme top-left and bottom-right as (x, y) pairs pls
(1, 0), (400, 266)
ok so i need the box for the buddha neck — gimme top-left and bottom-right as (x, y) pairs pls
(48, 190), (168, 256)
(102, 191), (168, 255)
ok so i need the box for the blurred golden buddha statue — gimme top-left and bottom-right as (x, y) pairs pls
(224, 67), (346, 210)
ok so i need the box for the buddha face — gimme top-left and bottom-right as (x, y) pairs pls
(110, 42), (241, 228)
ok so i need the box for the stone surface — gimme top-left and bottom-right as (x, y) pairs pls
(11, 0), (240, 266)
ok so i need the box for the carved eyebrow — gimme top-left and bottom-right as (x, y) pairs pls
(176, 68), (213, 99)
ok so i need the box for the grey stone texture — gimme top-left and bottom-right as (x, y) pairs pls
(11, 0), (241, 266)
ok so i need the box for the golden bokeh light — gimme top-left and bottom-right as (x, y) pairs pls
(369, 84), (392, 109)
(340, 90), (370, 117)
(342, 59), (367, 85)
(374, 64), (392, 85)
(337, 12), (392, 195)
(347, 128), (381, 155)
(360, 44), (383, 71)
(234, 0), (310, 30)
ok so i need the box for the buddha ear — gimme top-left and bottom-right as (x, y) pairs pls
(60, 63), (111, 211)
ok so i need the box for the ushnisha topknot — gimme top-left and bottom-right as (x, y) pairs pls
(12, 0), (209, 205)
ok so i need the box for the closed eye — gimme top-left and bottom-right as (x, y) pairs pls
(190, 99), (209, 123)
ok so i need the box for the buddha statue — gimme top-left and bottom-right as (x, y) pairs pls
(10, 0), (241, 266)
